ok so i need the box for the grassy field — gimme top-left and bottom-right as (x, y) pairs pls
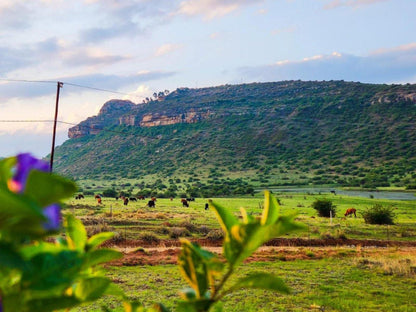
(63, 192), (416, 242)
(73, 248), (416, 312)
(63, 191), (416, 311)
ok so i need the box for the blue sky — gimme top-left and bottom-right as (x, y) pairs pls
(1, 0), (415, 158)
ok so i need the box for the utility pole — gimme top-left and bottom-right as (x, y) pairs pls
(49, 81), (63, 172)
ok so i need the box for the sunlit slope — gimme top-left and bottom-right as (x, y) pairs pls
(53, 80), (416, 187)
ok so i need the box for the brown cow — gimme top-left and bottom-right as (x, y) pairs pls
(97, 197), (102, 205)
(344, 208), (357, 217)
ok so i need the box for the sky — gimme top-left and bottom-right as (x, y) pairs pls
(1, 0), (415, 158)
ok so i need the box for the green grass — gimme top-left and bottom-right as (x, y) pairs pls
(63, 192), (416, 242)
(74, 257), (416, 311)
(63, 191), (416, 311)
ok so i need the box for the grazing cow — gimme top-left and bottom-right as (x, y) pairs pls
(97, 197), (102, 204)
(123, 197), (129, 206)
(205, 203), (209, 210)
(138, 195), (145, 200)
(330, 190), (337, 195)
(129, 197), (137, 201)
(147, 200), (155, 208)
(186, 197), (195, 201)
(182, 200), (189, 207)
(75, 194), (84, 200)
(344, 208), (357, 217)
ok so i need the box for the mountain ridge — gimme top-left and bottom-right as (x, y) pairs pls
(55, 80), (416, 189)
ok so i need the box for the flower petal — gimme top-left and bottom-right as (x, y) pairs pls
(11, 153), (49, 193)
(42, 204), (61, 231)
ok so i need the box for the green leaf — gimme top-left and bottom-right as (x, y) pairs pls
(228, 272), (290, 294)
(24, 170), (77, 207)
(104, 282), (126, 298)
(22, 250), (82, 291)
(260, 190), (280, 225)
(0, 188), (46, 238)
(150, 303), (171, 312)
(209, 200), (240, 263)
(227, 215), (305, 266)
(176, 299), (214, 312)
(0, 156), (15, 189)
(0, 242), (27, 270)
(74, 277), (111, 301)
(26, 296), (81, 311)
(178, 239), (223, 298)
(87, 232), (115, 250)
(208, 200), (238, 237)
(65, 214), (87, 251)
(21, 241), (65, 259)
(123, 301), (146, 312)
(83, 249), (122, 268)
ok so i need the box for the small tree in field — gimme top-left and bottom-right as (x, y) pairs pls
(362, 204), (395, 225)
(312, 199), (336, 217)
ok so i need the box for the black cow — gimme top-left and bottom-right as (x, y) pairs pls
(204, 203), (209, 210)
(147, 200), (155, 208)
(186, 197), (195, 201)
(182, 200), (189, 207)
(75, 194), (84, 200)
(129, 197), (137, 201)
(123, 198), (129, 206)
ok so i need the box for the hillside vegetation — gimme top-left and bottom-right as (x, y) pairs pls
(53, 80), (416, 192)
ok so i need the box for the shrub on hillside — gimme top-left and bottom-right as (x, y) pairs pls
(102, 188), (117, 197)
(169, 227), (191, 239)
(312, 199), (336, 217)
(362, 204), (395, 225)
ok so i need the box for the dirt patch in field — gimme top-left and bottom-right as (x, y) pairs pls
(107, 238), (416, 266)
(104, 237), (416, 249)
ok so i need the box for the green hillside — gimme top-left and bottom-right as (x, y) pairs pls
(53, 80), (416, 192)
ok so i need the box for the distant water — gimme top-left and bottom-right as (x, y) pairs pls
(268, 187), (416, 201)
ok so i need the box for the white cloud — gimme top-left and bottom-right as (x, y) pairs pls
(123, 84), (151, 102)
(155, 43), (182, 57)
(324, 0), (389, 10)
(240, 43), (416, 83)
(176, 0), (263, 20)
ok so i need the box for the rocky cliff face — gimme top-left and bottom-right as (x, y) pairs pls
(68, 99), (137, 138)
(68, 97), (212, 138)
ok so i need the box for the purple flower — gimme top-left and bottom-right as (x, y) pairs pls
(8, 153), (49, 193)
(42, 204), (61, 231)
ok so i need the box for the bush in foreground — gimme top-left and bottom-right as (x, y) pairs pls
(362, 204), (395, 225)
(0, 153), (305, 312)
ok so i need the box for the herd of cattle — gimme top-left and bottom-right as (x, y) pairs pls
(75, 194), (356, 216)
(76, 194), (198, 208)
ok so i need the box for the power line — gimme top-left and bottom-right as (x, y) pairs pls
(0, 77), (137, 97)
(0, 78), (56, 84)
(63, 82), (131, 96)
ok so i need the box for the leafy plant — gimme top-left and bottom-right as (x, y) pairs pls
(362, 204), (396, 225)
(0, 154), (123, 312)
(1, 154), (305, 312)
(312, 199), (336, 218)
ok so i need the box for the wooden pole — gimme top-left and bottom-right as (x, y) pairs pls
(49, 81), (63, 172)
